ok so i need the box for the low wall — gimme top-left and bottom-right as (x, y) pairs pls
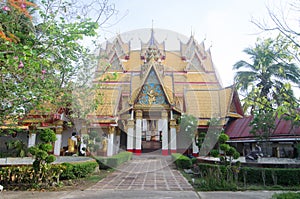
(0, 156), (94, 166)
(197, 156), (300, 168)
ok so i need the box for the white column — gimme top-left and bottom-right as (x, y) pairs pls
(135, 110), (142, 155)
(107, 129), (114, 157)
(54, 134), (62, 156)
(127, 120), (134, 152)
(192, 136), (199, 156)
(115, 134), (120, 154)
(170, 119), (177, 154)
(54, 125), (63, 156)
(28, 133), (36, 148)
(161, 111), (169, 155)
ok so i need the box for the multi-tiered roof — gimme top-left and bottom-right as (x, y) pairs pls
(90, 29), (243, 127)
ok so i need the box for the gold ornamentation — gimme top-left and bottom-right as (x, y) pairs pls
(127, 119), (134, 127)
(170, 119), (177, 128)
(136, 110), (143, 119)
(55, 126), (63, 134)
(161, 110), (168, 119)
(116, 128), (121, 136)
(108, 126), (115, 134)
(147, 89), (156, 105)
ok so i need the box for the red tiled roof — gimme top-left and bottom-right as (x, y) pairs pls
(226, 116), (300, 141)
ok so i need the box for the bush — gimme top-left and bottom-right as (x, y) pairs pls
(95, 151), (132, 169)
(60, 161), (98, 180)
(192, 163), (238, 191)
(195, 163), (300, 187)
(210, 149), (219, 157)
(0, 160), (97, 189)
(171, 153), (192, 169)
(0, 164), (65, 187)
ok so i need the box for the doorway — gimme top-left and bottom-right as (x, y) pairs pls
(142, 120), (162, 152)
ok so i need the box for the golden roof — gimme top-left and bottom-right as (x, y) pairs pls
(122, 51), (144, 71)
(16, 29), (243, 129)
(93, 29), (243, 124)
(90, 87), (121, 116)
(185, 87), (238, 120)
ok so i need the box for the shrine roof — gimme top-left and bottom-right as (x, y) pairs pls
(226, 115), (300, 141)
(184, 86), (241, 123)
(90, 87), (121, 117)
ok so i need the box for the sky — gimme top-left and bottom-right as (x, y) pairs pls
(95, 0), (287, 87)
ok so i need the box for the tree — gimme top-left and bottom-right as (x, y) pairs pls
(179, 114), (198, 138)
(251, 1), (300, 153)
(251, 0), (300, 64)
(0, 0), (118, 126)
(233, 37), (300, 114)
(198, 118), (223, 156)
(210, 131), (240, 166)
(28, 128), (57, 184)
(178, 114), (198, 154)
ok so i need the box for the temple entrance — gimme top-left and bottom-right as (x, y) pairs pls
(142, 119), (162, 153)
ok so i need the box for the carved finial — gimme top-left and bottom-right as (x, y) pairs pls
(150, 25), (155, 46)
(152, 19), (154, 29)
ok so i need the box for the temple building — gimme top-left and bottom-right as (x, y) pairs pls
(87, 28), (244, 156)
(2, 29), (299, 158)
(0, 29), (244, 157)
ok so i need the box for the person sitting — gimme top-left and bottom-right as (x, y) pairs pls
(79, 140), (87, 156)
(67, 132), (78, 154)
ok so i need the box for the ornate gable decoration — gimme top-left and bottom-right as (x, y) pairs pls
(136, 69), (167, 105)
(180, 36), (210, 71)
(140, 29), (166, 63)
(108, 53), (123, 71)
(98, 35), (130, 72)
(186, 53), (204, 71)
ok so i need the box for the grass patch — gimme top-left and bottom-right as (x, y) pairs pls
(181, 169), (300, 192)
(53, 169), (113, 191)
(272, 192), (300, 199)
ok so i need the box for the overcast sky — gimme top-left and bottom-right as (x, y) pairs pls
(96, 0), (293, 87)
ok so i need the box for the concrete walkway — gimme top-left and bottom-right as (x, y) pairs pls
(1, 154), (285, 199)
(88, 154), (193, 191)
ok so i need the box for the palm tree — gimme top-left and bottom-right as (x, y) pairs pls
(233, 37), (300, 113)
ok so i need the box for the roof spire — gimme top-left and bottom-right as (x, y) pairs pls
(152, 19), (154, 29)
(150, 21), (155, 46)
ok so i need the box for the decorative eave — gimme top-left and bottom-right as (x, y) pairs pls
(87, 115), (118, 125)
(227, 112), (243, 118)
(232, 89), (244, 117)
(172, 106), (183, 114)
(118, 106), (132, 116)
(0, 125), (28, 130)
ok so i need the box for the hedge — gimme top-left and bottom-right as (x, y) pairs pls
(60, 160), (98, 180)
(0, 160), (98, 187)
(196, 163), (300, 187)
(171, 153), (192, 169)
(95, 151), (132, 169)
(239, 167), (300, 186)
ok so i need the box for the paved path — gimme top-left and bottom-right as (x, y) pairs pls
(88, 155), (194, 191)
(1, 154), (284, 199)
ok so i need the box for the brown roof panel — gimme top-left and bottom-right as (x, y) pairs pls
(226, 116), (300, 140)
